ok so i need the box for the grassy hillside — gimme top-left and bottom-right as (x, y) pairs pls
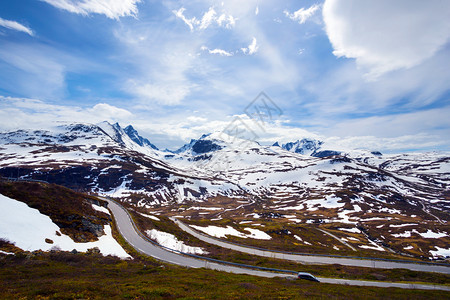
(0, 250), (448, 300)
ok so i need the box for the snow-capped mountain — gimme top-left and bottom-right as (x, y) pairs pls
(172, 133), (223, 156)
(124, 125), (158, 150)
(0, 122), (243, 205)
(0, 122), (449, 259)
(275, 138), (324, 156)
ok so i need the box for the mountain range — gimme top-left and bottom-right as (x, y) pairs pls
(0, 121), (448, 259)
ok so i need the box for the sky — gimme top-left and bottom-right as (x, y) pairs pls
(0, 0), (449, 152)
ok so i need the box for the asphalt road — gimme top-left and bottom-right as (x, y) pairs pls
(173, 218), (450, 274)
(105, 199), (450, 291)
(106, 199), (295, 278)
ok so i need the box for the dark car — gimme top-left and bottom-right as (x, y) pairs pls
(297, 272), (320, 282)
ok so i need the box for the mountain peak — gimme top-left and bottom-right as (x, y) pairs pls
(123, 125), (158, 150)
(281, 138), (323, 156)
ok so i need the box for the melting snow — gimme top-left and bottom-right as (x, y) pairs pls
(0, 194), (130, 258)
(191, 225), (247, 239)
(288, 218), (302, 223)
(138, 212), (160, 221)
(338, 227), (361, 233)
(418, 230), (447, 239)
(243, 228), (272, 240)
(430, 246), (450, 258)
(294, 235), (312, 245)
(188, 207), (223, 211)
(191, 225), (271, 240)
(294, 235), (302, 241)
(92, 204), (110, 215)
(392, 229), (447, 239)
(145, 229), (206, 254)
(390, 223), (418, 228)
(359, 245), (385, 251)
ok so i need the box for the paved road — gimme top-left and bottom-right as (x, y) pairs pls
(106, 199), (295, 278)
(173, 218), (450, 275)
(105, 199), (450, 291)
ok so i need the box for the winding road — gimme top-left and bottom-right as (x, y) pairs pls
(173, 218), (450, 274)
(105, 198), (450, 291)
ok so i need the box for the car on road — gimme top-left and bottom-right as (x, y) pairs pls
(297, 272), (320, 282)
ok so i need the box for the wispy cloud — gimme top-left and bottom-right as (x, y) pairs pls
(0, 17), (34, 36)
(200, 46), (233, 56)
(114, 24), (202, 106)
(41, 0), (141, 19)
(172, 6), (236, 31)
(284, 4), (320, 24)
(126, 80), (192, 106)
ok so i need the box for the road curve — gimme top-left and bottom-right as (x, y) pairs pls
(172, 218), (450, 275)
(105, 199), (450, 291)
(106, 199), (295, 278)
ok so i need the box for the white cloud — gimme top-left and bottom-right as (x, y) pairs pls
(172, 6), (236, 31)
(241, 37), (258, 55)
(200, 46), (233, 56)
(41, 0), (141, 19)
(323, 0), (450, 78)
(187, 116), (207, 123)
(0, 96), (134, 130)
(172, 7), (196, 31)
(216, 13), (236, 29)
(199, 7), (217, 30)
(255, 6), (259, 16)
(89, 103), (133, 119)
(0, 17), (34, 36)
(284, 4), (320, 24)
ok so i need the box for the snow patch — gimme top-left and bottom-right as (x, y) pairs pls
(338, 227), (361, 233)
(390, 223), (418, 227)
(392, 229), (447, 239)
(138, 212), (160, 221)
(430, 246), (450, 258)
(191, 225), (271, 240)
(92, 204), (110, 215)
(0, 194), (130, 258)
(191, 225), (248, 239)
(145, 229), (206, 254)
(359, 245), (385, 251)
(418, 230), (447, 239)
(243, 228), (272, 240)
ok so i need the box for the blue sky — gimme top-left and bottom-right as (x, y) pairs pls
(0, 0), (449, 152)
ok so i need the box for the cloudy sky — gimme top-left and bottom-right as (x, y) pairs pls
(0, 0), (449, 152)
